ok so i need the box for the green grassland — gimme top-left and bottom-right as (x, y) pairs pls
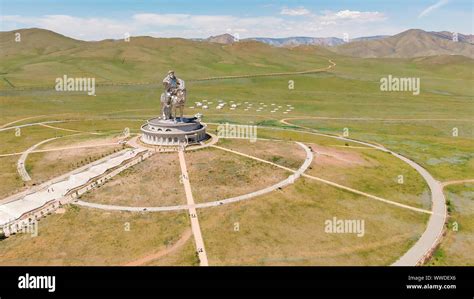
(428, 183), (474, 266)
(0, 205), (190, 265)
(198, 177), (428, 266)
(0, 129), (123, 197)
(0, 28), (472, 265)
(27, 144), (122, 187)
(291, 118), (473, 181)
(0, 29), (331, 89)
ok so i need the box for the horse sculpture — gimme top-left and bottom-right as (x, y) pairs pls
(172, 88), (186, 120)
(160, 77), (186, 121)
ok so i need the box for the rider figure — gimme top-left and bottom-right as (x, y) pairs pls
(163, 70), (179, 97)
(161, 70), (186, 120)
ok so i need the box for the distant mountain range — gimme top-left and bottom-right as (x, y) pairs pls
(206, 29), (473, 59)
(333, 29), (473, 58)
(246, 37), (347, 47)
(206, 33), (238, 44)
(1, 28), (472, 59)
(246, 35), (390, 47)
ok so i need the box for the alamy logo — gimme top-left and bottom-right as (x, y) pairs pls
(324, 217), (365, 237)
(217, 123), (257, 142)
(380, 75), (420, 95)
(18, 273), (56, 293)
(55, 75), (96, 96)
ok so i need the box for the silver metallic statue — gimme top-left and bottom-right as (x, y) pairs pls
(161, 70), (186, 120)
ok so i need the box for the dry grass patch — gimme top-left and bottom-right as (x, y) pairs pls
(27, 145), (122, 186)
(306, 143), (430, 209)
(81, 153), (186, 207)
(185, 148), (290, 203)
(0, 156), (24, 198)
(0, 205), (190, 265)
(144, 238), (199, 266)
(198, 177), (428, 266)
(217, 138), (306, 169)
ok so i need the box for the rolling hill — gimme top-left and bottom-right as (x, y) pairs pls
(1, 28), (473, 90)
(0, 28), (332, 88)
(333, 29), (474, 58)
(206, 33), (237, 44)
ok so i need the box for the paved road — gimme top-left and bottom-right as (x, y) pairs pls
(277, 119), (447, 266)
(178, 149), (209, 266)
(212, 144), (431, 214)
(302, 173), (432, 214)
(17, 137), (60, 181)
(3, 110), (451, 265)
(0, 149), (146, 226)
(390, 152), (446, 266)
(75, 142), (313, 212)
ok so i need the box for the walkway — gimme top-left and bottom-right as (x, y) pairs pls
(74, 142), (313, 212)
(17, 137), (60, 181)
(276, 119), (447, 266)
(0, 149), (146, 226)
(178, 149), (209, 266)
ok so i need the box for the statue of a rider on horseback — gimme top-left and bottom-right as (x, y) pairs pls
(161, 70), (186, 121)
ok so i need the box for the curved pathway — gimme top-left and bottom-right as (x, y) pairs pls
(1, 111), (452, 265)
(15, 132), (100, 181)
(0, 142), (121, 158)
(0, 148), (147, 226)
(17, 137), (61, 181)
(74, 141), (313, 212)
(211, 143), (430, 214)
(277, 119), (447, 266)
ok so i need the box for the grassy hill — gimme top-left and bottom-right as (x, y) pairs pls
(0, 28), (331, 88)
(334, 29), (474, 58)
(0, 27), (472, 267)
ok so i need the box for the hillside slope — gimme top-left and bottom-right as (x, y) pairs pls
(333, 29), (473, 58)
(0, 28), (332, 88)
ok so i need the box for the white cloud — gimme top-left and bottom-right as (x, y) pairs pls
(280, 6), (311, 16)
(321, 10), (386, 23)
(418, 0), (450, 18)
(1, 10), (393, 40)
(132, 14), (190, 26)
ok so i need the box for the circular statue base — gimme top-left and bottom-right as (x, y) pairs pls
(140, 117), (207, 146)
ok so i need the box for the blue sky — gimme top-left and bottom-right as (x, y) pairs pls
(1, 0), (472, 40)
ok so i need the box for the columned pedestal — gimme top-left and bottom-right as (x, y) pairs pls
(140, 117), (207, 146)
